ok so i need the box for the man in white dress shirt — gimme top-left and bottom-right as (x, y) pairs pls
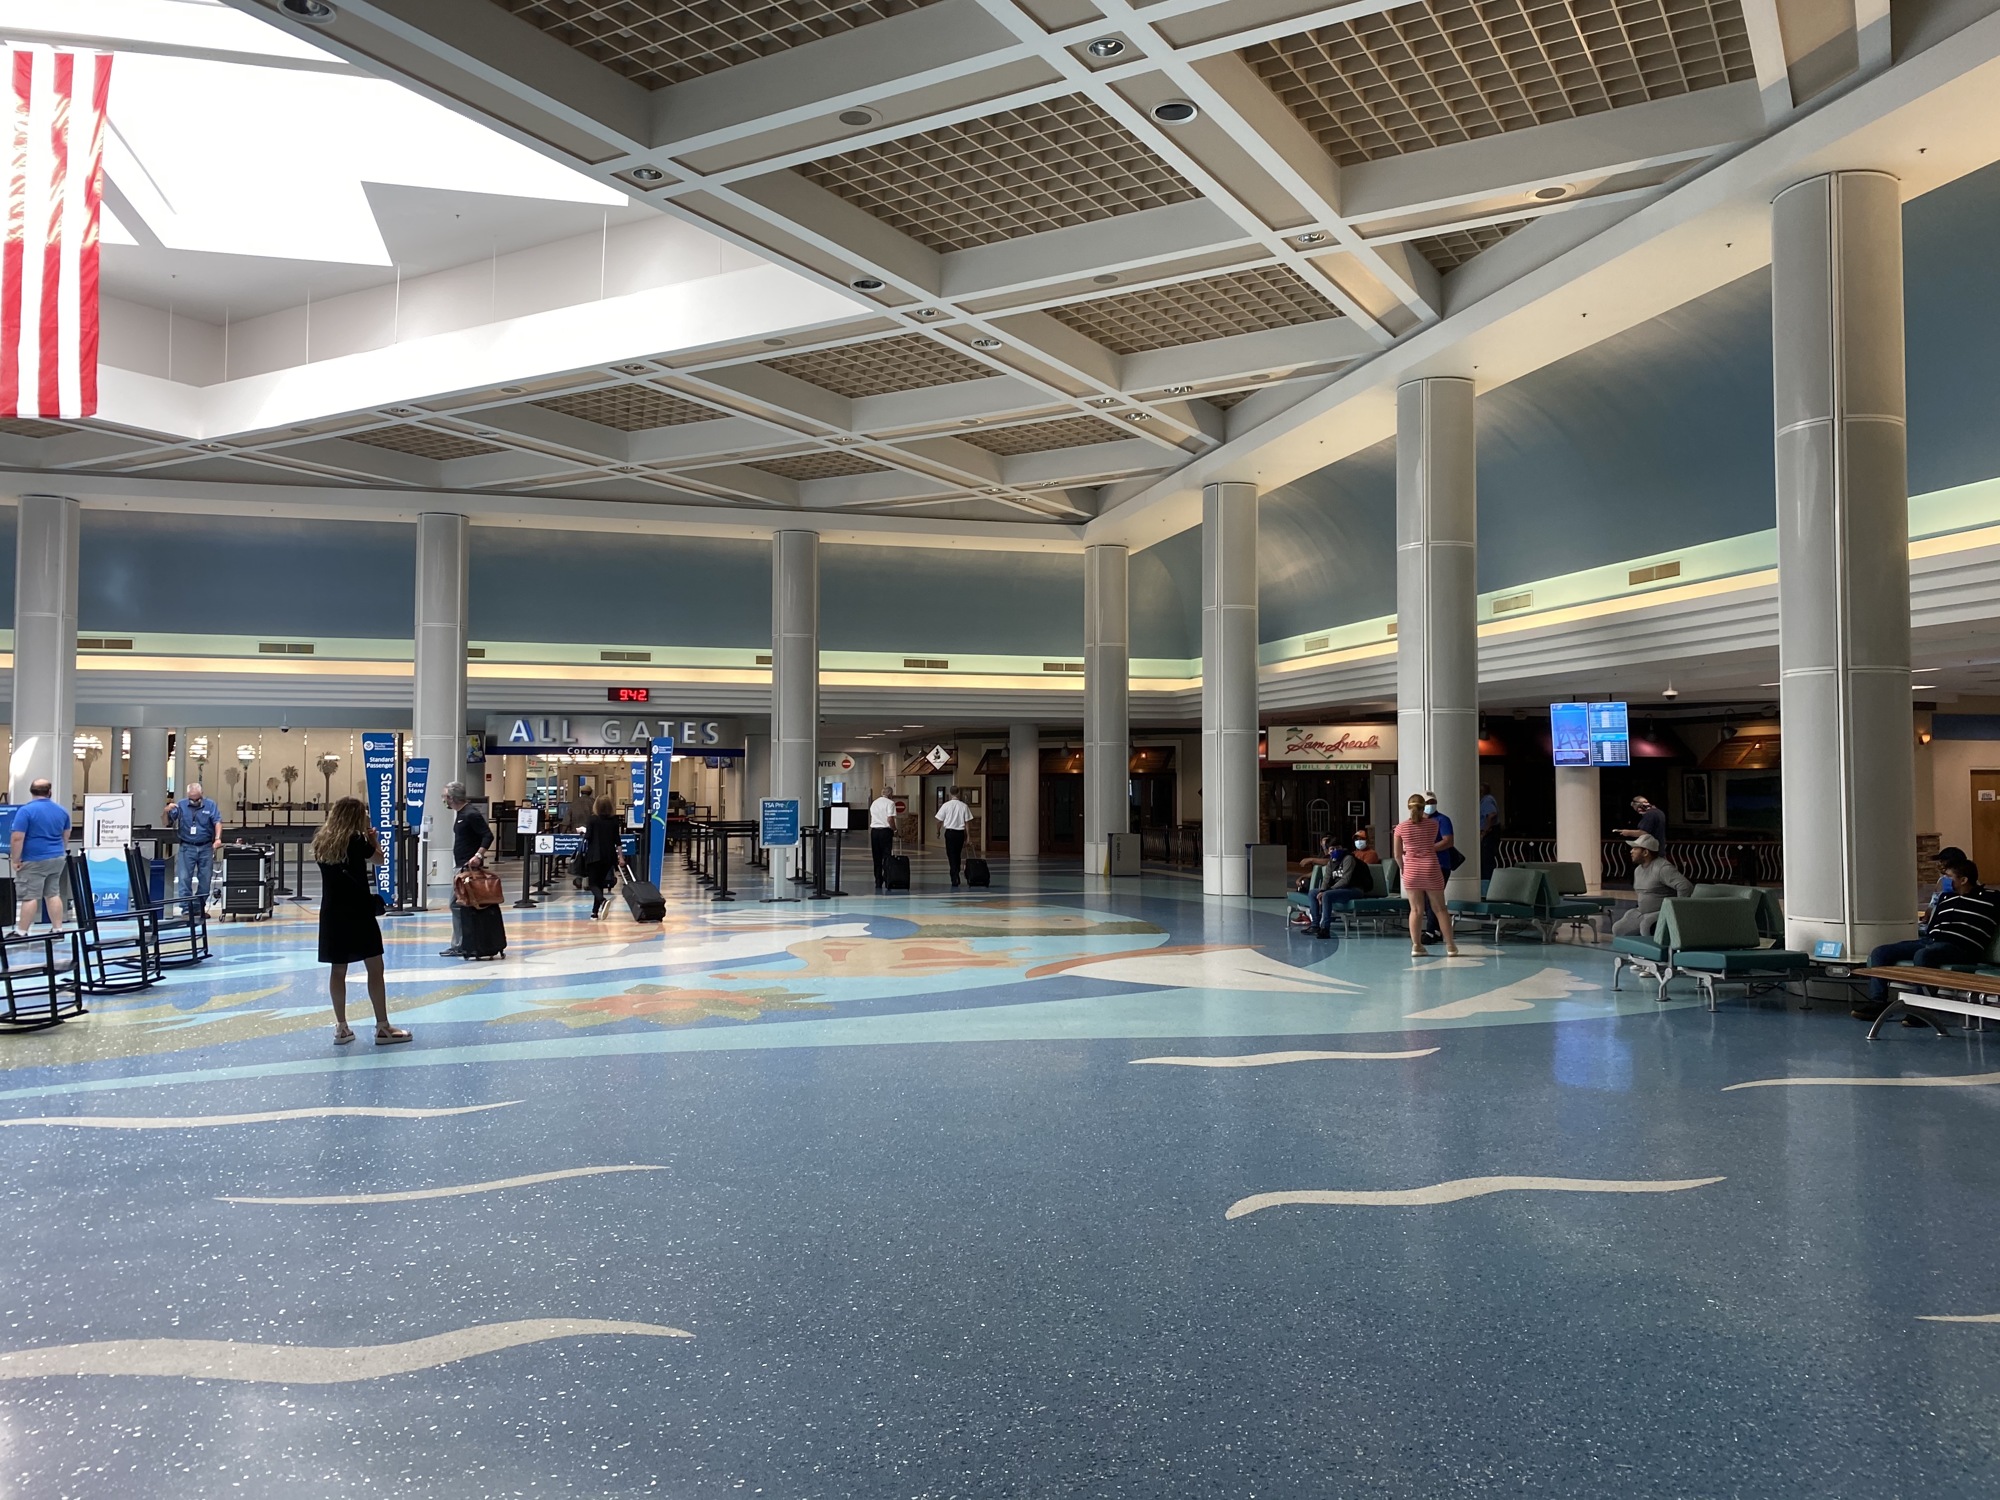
(869, 789), (898, 891)
(935, 790), (971, 889)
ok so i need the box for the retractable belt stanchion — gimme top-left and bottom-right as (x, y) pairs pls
(512, 809), (540, 910)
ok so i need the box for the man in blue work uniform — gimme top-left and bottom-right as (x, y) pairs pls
(165, 781), (224, 917)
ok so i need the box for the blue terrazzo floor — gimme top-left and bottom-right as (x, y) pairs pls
(0, 854), (1995, 1497)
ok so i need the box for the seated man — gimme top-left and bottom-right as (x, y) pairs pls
(1855, 851), (2000, 1022)
(1305, 836), (1372, 939)
(1612, 834), (1692, 937)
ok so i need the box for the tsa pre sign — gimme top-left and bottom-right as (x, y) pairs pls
(646, 737), (675, 884)
(362, 733), (397, 902)
(760, 798), (800, 848)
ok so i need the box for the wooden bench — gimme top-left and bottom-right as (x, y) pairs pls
(1853, 965), (2000, 1040)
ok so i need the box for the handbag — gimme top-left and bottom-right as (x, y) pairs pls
(455, 866), (505, 909)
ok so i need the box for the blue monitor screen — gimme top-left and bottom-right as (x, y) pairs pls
(1551, 703), (1589, 766)
(1588, 701), (1630, 767)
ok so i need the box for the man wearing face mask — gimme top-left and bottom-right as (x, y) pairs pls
(1353, 828), (1379, 865)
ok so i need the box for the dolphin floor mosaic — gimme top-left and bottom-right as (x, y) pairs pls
(0, 858), (1997, 1497)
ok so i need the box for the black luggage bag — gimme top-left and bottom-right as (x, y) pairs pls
(459, 902), (508, 960)
(883, 854), (911, 891)
(622, 877), (667, 922)
(964, 857), (990, 888)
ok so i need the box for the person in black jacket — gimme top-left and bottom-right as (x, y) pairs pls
(439, 782), (493, 958)
(582, 797), (627, 919)
(1304, 836), (1372, 939)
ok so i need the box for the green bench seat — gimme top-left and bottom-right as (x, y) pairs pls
(1449, 867), (1548, 941)
(1612, 897), (1808, 1010)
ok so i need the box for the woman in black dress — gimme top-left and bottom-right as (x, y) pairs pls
(313, 797), (410, 1045)
(582, 796), (627, 919)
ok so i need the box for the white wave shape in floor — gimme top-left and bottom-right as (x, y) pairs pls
(1061, 947), (1365, 994)
(0, 1318), (690, 1383)
(0, 1102), (520, 1130)
(1225, 1174), (1725, 1219)
(1129, 1048), (1439, 1068)
(221, 1164), (665, 1205)
(1724, 1071), (2000, 1092)
(1917, 1312), (2000, 1323)
(1405, 967), (1602, 1020)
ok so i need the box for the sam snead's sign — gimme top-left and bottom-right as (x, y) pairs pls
(1267, 725), (1397, 765)
(485, 715), (736, 750)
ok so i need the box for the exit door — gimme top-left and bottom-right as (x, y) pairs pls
(1973, 771), (2000, 883)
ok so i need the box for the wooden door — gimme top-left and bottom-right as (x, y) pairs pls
(1972, 771), (2000, 878)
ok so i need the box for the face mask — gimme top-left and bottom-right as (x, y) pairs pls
(1941, 874), (1956, 893)
(1355, 839), (1368, 849)
(1424, 802), (1438, 812)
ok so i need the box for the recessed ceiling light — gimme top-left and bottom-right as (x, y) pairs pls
(850, 276), (885, 291)
(1294, 231), (1326, 245)
(1091, 273), (1118, 285)
(615, 465), (644, 473)
(197, 441), (227, 451)
(1089, 396), (1119, 407)
(971, 337), (1001, 349)
(629, 166), (666, 183)
(498, 386), (525, 395)
(1086, 37), (1126, 58)
(1122, 411), (1150, 422)
(1533, 185), (1568, 200)
(1164, 385), (1192, 395)
(281, 0), (335, 20)
(763, 337), (787, 347)
(1151, 100), (1199, 124)
(838, 107), (879, 128)
(473, 429), (500, 437)
(912, 308), (940, 319)
(616, 363), (650, 374)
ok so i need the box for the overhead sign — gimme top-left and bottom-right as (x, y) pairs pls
(361, 732), (397, 902)
(761, 798), (800, 849)
(486, 715), (734, 750)
(1552, 702), (1630, 767)
(1266, 725), (1397, 765)
(926, 745), (950, 770)
(1551, 703), (1589, 766)
(404, 757), (429, 832)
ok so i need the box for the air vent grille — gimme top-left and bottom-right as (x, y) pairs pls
(903, 657), (949, 670)
(601, 650), (652, 663)
(1629, 560), (1682, 585)
(755, 653), (772, 665)
(466, 647), (487, 659)
(1385, 621), (1398, 637)
(1303, 635), (1329, 653)
(258, 641), (314, 655)
(1493, 591), (1535, 614)
(77, 637), (133, 651)
(1043, 661), (1084, 673)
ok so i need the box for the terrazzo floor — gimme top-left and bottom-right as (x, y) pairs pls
(0, 853), (1995, 1498)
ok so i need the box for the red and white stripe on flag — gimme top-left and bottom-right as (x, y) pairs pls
(1, 48), (110, 421)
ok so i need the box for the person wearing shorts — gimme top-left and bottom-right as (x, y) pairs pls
(9, 778), (72, 939)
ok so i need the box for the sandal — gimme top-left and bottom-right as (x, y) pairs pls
(1445, 946), (1461, 957)
(1410, 947), (1429, 957)
(333, 1025), (355, 1045)
(373, 1025), (414, 1045)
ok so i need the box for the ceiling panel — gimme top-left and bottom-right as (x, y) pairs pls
(745, 450), (893, 480)
(345, 424), (507, 461)
(1244, 0), (1757, 166)
(1047, 265), (1343, 355)
(957, 415), (1130, 455)
(765, 334), (995, 398)
(494, 0), (944, 88)
(533, 384), (721, 430)
(797, 96), (1200, 252)
(1410, 216), (1534, 270)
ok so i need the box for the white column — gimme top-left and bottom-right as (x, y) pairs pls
(1396, 378), (1481, 902)
(1555, 767), (1603, 895)
(771, 532), (819, 844)
(131, 726), (169, 830)
(744, 730), (771, 811)
(171, 729), (190, 798)
(1772, 170), (1915, 954)
(1201, 481), (1260, 895)
(1009, 721), (1040, 862)
(413, 512), (469, 893)
(1083, 544), (1129, 875)
(10, 494), (78, 805)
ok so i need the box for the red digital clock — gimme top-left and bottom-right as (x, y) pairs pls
(607, 687), (651, 703)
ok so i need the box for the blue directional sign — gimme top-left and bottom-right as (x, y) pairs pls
(760, 798), (800, 849)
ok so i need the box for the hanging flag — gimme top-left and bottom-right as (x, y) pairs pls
(2, 48), (111, 420)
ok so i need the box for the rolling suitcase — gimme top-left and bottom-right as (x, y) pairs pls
(459, 902), (508, 960)
(964, 857), (990, 888)
(883, 854), (911, 891)
(622, 877), (667, 923)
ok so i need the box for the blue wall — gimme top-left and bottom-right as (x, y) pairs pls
(821, 543), (1082, 654)
(1132, 526), (1200, 658)
(80, 512), (414, 637)
(469, 529), (768, 645)
(1257, 436), (1397, 641)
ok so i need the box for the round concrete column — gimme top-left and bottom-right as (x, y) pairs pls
(1555, 767), (1603, 895)
(770, 532), (820, 843)
(131, 726), (170, 832)
(1083, 544), (1129, 875)
(1773, 170), (1915, 954)
(10, 494), (79, 804)
(1201, 481), (1259, 895)
(413, 512), (469, 894)
(1396, 377), (1480, 902)
(1009, 721), (1040, 862)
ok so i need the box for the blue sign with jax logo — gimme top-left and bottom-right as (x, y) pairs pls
(362, 732), (397, 903)
(646, 737), (675, 885)
(404, 757), (430, 832)
(85, 849), (132, 917)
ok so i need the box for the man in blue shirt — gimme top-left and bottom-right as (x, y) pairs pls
(9, 778), (72, 938)
(165, 781), (224, 917)
(1478, 783), (1501, 879)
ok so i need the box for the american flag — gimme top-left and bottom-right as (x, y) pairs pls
(2, 48), (111, 420)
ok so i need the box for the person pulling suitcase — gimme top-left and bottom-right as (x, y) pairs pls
(452, 859), (508, 960)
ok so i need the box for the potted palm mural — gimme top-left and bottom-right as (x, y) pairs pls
(315, 752), (340, 809)
(280, 765), (299, 813)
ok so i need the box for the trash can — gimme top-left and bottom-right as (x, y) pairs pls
(1246, 843), (1289, 899)
(1106, 831), (1141, 876)
(148, 857), (167, 906)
